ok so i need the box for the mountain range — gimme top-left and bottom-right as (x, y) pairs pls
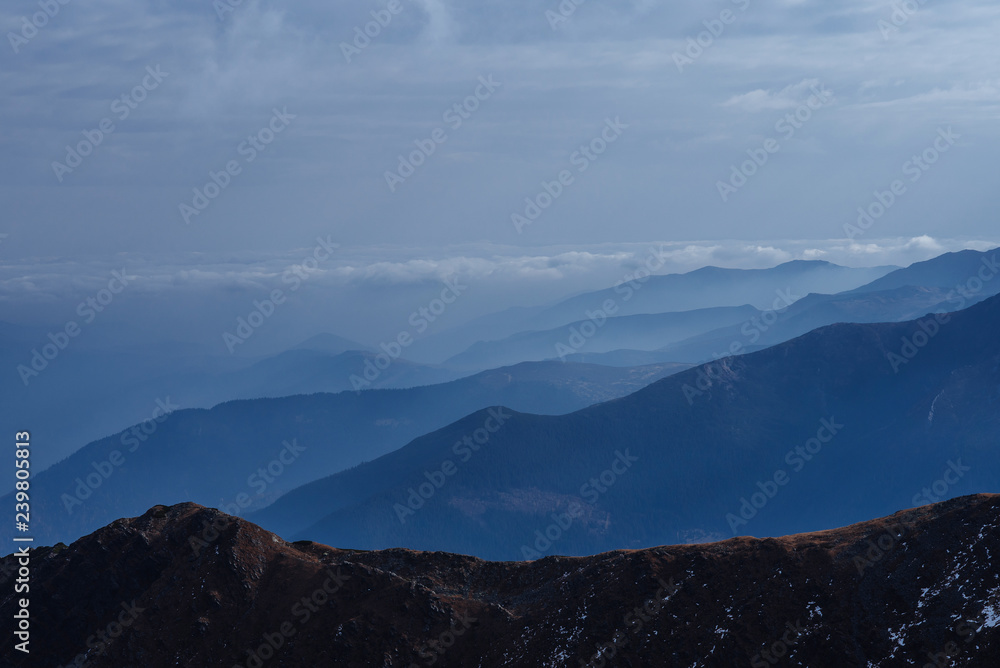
(4, 496), (997, 667)
(1, 360), (689, 546)
(405, 259), (897, 362)
(564, 247), (1000, 366)
(10, 248), (999, 557)
(254, 289), (1000, 560)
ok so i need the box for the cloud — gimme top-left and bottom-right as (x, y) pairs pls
(1, 0), (999, 259)
(722, 79), (824, 112)
(4, 238), (998, 306)
(413, 0), (459, 44)
(852, 80), (1000, 111)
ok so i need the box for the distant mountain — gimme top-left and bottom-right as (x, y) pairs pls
(212, 348), (460, 397)
(561, 348), (683, 366)
(261, 293), (1000, 560)
(290, 332), (372, 355)
(1, 360), (689, 546)
(405, 304), (551, 362)
(0, 342), (453, 472)
(408, 260), (896, 362)
(5, 496), (999, 667)
(851, 247), (1000, 294)
(559, 248), (999, 366)
(652, 284), (961, 364)
(525, 259), (895, 330)
(444, 305), (759, 370)
(0, 335), (248, 472)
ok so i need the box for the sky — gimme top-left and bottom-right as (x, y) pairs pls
(2, 0), (999, 344)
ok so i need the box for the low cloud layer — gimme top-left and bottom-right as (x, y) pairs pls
(2, 237), (996, 354)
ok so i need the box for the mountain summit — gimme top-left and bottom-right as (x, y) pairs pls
(3, 496), (998, 667)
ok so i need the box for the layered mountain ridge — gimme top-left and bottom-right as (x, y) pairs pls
(259, 290), (1000, 559)
(2, 496), (998, 667)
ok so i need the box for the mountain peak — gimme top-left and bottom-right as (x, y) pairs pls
(5, 496), (999, 667)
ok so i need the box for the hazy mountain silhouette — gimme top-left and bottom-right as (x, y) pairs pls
(0, 340), (449, 472)
(408, 260), (895, 362)
(1, 360), (689, 546)
(849, 247), (1000, 293)
(261, 293), (1000, 560)
(563, 248), (999, 366)
(444, 305), (759, 370)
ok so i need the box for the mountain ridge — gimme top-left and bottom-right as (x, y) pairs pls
(0, 359), (690, 546)
(3, 495), (998, 666)
(263, 292), (1000, 559)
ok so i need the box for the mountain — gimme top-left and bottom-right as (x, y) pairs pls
(0, 335), (245, 473)
(564, 248), (1000, 366)
(0, 340), (457, 473)
(291, 332), (371, 354)
(4, 497), (998, 667)
(209, 348), (460, 397)
(651, 284), (962, 364)
(444, 305), (759, 370)
(404, 303), (552, 362)
(561, 348), (686, 367)
(407, 260), (896, 362)
(258, 293), (1000, 560)
(1, 360), (689, 546)
(851, 247), (1000, 294)
(523, 259), (895, 331)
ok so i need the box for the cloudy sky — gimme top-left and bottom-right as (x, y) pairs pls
(2, 0), (999, 343)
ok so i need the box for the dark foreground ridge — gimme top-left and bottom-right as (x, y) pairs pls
(3, 496), (999, 667)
